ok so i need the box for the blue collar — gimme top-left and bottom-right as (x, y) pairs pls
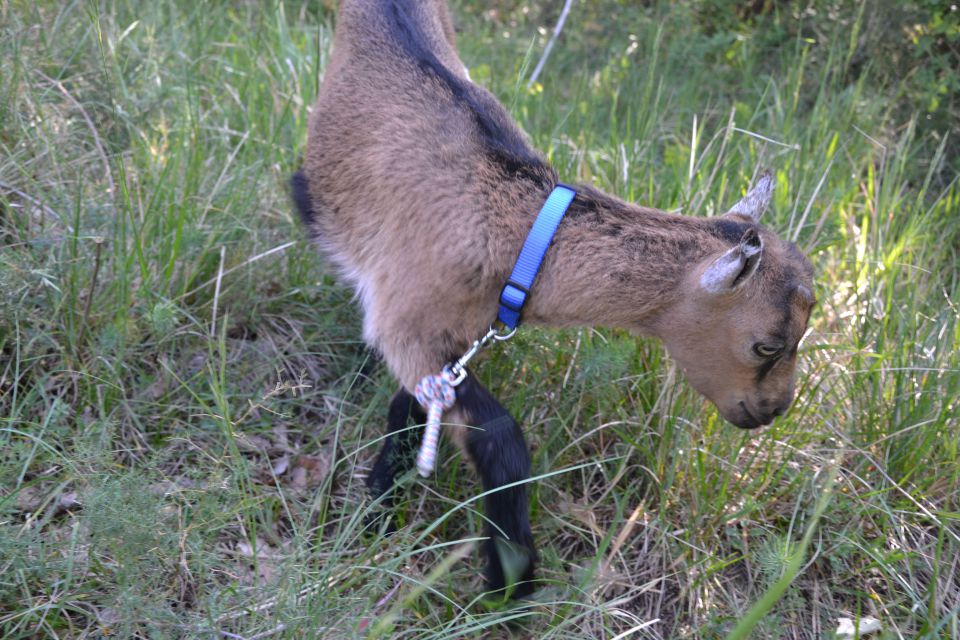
(497, 184), (577, 329)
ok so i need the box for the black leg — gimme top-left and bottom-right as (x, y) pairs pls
(457, 373), (536, 599)
(367, 388), (425, 507)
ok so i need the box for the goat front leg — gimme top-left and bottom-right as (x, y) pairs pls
(456, 373), (536, 599)
(366, 388), (426, 527)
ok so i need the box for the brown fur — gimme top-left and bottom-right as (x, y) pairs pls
(298, 0), (815, 435)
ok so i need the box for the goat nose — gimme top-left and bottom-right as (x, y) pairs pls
(771, 398), (794, 419)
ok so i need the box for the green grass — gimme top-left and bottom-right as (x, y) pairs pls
(1, 1), (958, 638)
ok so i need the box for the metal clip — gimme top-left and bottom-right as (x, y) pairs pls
(446, 324), (517, 386)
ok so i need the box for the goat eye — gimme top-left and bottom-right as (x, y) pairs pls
(753, 343), (783, 358)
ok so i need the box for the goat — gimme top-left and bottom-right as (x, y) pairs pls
(291, 0), (815, 598)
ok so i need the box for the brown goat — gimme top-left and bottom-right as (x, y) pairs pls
(292, 0), (815, 598)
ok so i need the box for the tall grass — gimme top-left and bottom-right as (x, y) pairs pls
(1, 1), (957, 638)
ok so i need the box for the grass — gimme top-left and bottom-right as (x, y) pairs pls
(1, 0), (958, 638)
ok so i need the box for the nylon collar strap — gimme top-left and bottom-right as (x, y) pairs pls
(497, 183), (577, 329)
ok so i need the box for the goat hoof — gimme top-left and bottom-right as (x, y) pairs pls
(363, 511), (397, 536)
(484, 538), (536, 601)
(362, 494), (399, 536)
(479, 580), (537, 611)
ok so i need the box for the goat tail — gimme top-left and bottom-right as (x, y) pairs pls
(290, 169), (317, 229)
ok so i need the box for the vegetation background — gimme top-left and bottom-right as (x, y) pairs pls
(1, 0), (958, 637)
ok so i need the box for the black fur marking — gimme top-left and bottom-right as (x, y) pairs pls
(778, 287), (797, 318)
(367, 389), (426, 509)
(290, 169), (316, 229)
(457, 373), (536, 598)
(386, 1), (553, 186)
(755, 355), (780, 383)
(601, 222), (623, 237)
(711, 217), (754, 245)
(755, 302), (794, 384)
(565, 184), (622, 223)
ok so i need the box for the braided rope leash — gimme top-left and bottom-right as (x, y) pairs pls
(412, 326), (518, 477)
(413, 367), (458, 477)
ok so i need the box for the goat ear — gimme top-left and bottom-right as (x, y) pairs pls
(700, 228), (763, 293)
(725, 171), (774, 223)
